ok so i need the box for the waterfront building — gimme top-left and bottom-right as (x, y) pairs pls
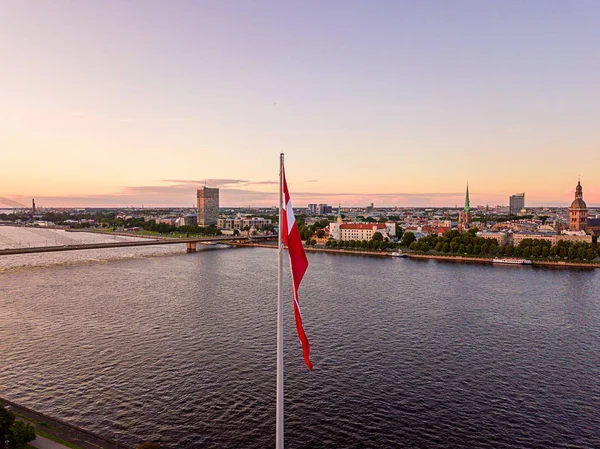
(458, 184), (472, 232)
(217, 217), (272, 230)
(156, 217), (178, 226)
(197, 187), (219, 226)
(181, 214), (197, 227)
(511, 231), (592, 246)
(569, 180), (588, 232)
(339, 223), (389, 241)
(329, 219), (396, 241)
(509, 193), (525, 215)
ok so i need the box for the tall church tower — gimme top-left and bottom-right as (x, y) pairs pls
(458, 183), (472, 233)
(569, 179), (588, 232)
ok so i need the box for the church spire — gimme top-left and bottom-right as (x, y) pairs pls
(337, 202), (343, 224)
(464, 183), (470, 213)
(576, 178), (583, 199)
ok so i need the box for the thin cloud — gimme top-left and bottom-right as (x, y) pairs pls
(248, 181), (278, 186)
(161, 179), (277, 188)
(9, 185), (590, 209)
(115, 116), (190, 123)
(162, 179), (248, 187)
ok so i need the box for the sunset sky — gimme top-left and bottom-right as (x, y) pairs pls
(1, 1), (599, 208)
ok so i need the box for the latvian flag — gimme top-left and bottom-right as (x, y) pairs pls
(282, 165), (313, 370)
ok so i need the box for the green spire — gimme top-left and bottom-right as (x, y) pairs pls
(464, 183), (470, 213)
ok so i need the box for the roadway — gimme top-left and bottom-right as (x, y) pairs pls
(0, 234), (276, 256)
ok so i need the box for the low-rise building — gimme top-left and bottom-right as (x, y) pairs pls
(217, 217), (272, 230)
(587, 217), (600, 236)
(477, 231), (508, 246)
(511, 231), (593, 246)
(329, 222), (395, 241)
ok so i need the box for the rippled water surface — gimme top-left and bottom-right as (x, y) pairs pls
(1, 244), (599, 448)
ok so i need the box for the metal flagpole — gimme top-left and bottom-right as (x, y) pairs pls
(276, 153), (284, 449)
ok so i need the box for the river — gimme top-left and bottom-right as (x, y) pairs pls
(1, 230), (599, 448)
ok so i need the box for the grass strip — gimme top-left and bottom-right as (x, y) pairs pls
(11, 412), (83, 449)
(33, 428), (84, 449)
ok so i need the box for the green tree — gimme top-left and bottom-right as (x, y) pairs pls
(372, 232), (383, 242)
(0, 404), (15, 440)
(395, 225), (404, 240)
(0, 405), (35, 449)
(401, 231), (416, 247)
(316, 229), (325, 238)
(450, 240), (459, 253)
(8, 421), (36, 449)
(586, 249), (596, 260)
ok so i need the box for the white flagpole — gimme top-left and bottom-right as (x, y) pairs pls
(276, 152), (284, 449)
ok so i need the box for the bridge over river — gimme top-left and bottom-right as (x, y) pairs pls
(0, 233), (276, 256)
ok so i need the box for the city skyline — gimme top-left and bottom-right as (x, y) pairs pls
(2, 1), (600, 207)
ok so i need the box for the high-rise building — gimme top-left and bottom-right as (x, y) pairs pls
(317, 204), (332, 215)
(197, 187), (219, 226)
(509, 193), (525, 215)
(569, 179), (588, 232)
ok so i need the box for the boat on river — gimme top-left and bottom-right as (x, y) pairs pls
(492, 258), (532, 265)
(389, 250), (406, 258)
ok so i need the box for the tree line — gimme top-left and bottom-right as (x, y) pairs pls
(407, 229), (598, 261)
(0, 404), (36, 449)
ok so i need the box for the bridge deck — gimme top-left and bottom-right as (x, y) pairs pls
(0, 234), (275, 256)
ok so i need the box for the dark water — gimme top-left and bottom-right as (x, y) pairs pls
(1, 248), (599, 448)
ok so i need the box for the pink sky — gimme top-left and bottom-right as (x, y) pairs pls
(1, 2), (599, 208)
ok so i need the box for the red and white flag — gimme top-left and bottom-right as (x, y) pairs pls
(282, 165), (313, 370)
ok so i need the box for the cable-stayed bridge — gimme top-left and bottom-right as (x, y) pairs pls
(0, 233), (275, 256)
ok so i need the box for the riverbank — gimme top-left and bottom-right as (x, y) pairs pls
(231, 242), (600, 269)
(0, 397), (127, 449)
(406, 253), (598, 269)
(229, 241), (389, 257)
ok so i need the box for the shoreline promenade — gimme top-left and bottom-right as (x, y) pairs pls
(0, 397), (127, 449)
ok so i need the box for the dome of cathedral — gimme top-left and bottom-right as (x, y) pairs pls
(570, 180), (587, 209)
